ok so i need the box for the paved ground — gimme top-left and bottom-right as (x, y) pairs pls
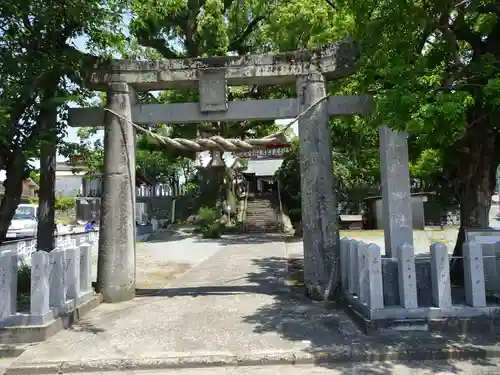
(6, 230), (500, 374)
(91, 229), (223, 289)
(0, 359), (15, 375)
(62, 360), (500, 375)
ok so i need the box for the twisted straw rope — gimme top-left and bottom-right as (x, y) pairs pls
(104, 95), (328, 152)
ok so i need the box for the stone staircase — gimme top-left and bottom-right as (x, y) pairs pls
(244, 195), (281, 233)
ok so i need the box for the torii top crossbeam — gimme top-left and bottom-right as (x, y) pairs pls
(87, 39), (359, 91)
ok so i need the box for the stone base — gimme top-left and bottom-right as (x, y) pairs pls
(0, 294), (102, 344)
(0, 311), (55, 327)
(341, 289), (500, 335)
(78, 291), (94, 305)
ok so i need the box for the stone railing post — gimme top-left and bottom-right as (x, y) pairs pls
(348, 239), (359, 295)
(357, 242), (369, 303)
(65, 246), (80, 303)
(9, 251), (17, 313)
(398, 243), (418, 308)
(0, 251), (15, 320)
(296, 72), (339, 298)
(31, 251), (51, 319)
(463, 242), (486, 307)
(97, 82), (136, 303)
(365, 244), (384, 309)
(49, 248), (66, 310)
(339, 237), (351, 290)
(430, 243), (452, 308)
(478, 240), (500, 291)
(379, 126), (413, 258)
(79, 243), (93, 298)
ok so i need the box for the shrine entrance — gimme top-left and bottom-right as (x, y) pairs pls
(68, 40), (372, 302)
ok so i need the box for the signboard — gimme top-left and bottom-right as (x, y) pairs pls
(234, 146), (291, 159)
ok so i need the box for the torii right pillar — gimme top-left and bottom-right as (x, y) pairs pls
(297, 72), (339, 299)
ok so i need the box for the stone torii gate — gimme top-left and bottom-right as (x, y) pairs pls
(69, 40), (372, 302)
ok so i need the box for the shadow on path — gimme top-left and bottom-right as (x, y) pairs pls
(141, 230), (197, 243)
(193, 233), (284, 246)
(240, 256), (500, 375)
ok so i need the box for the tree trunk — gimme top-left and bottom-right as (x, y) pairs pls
(36, 107), (57, 252)
(449, 115), (498, 285)
(0, 152), (26, 244)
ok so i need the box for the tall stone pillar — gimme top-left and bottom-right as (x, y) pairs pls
(379, 126), (413, 258)
(296, 73), (339, 299)
(97, 82), (137, 303)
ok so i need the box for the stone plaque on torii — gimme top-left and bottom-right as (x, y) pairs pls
(69, 39), (413, 303)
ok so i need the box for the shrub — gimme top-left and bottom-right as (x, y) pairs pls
(55, 197), (76, 211)
(201, 222), (223, 239)
(17, 264), (31, 295)
(197, 206), (217, 225)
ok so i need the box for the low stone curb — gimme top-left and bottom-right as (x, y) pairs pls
(7, 344), (500, 374)
(0, 344), (32, 359)
(136, 233), (153, 242)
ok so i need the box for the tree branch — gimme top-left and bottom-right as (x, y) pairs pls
(477, 3), (500, 16)
(448, 10), (483, 51)
(324, 0), (336, 9)
(229, 16), (265, 54)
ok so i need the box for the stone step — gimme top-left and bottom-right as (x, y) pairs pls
(245, 228), (281, 233)
(245, 223), (280, 228)
(246, 214), (277, 217)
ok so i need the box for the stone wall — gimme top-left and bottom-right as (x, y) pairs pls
(77, 196), (197, 224)
(0, 232), (98, 327)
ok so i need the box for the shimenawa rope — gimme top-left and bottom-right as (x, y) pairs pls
(103, 95), (328, 152)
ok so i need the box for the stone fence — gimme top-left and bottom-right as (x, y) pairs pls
(339, 236), (500, 324)
(0, 231), (98, 267)
(0, 231), (99, 327)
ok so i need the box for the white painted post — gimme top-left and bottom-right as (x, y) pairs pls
(151, 218), (159, 232)
(348, 239), (359, 295)
(0, 251), (15, 320)
(366, 243), (384, 309)
(66, 246), (80, 302)
(49, 248), (66, 308)
(463, 242), (486, 307)
(31, 251), (51, 316)
(357, 242), (369, 303)
(17, 241), (26, 265)
(398, 243), (418, 308)
(340, 237), (351, 290)
(88, 231), (97, 244)
(430, 243), (452, 308)
(79, 243), (92, 294)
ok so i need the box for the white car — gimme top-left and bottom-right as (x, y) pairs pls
(6, 204), (38, 239)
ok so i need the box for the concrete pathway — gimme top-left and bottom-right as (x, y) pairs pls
(6, 232), (500, 374)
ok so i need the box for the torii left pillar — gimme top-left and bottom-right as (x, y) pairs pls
(97, 82), (137, 303)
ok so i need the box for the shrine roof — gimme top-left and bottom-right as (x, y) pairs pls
(242, 159), (284, 177)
